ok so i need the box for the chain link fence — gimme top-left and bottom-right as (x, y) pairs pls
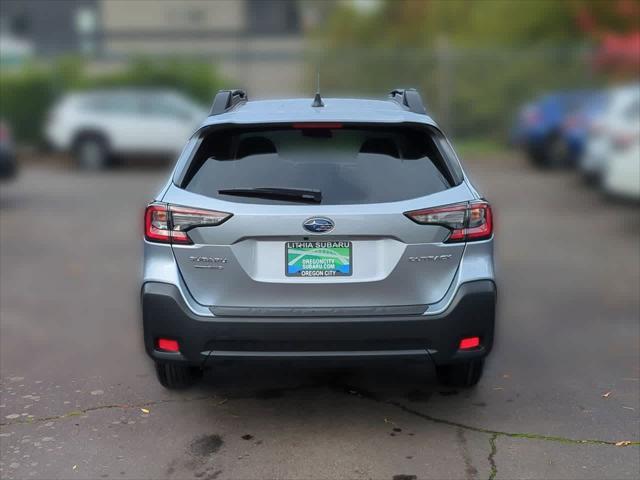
(308, 45), (600, 140)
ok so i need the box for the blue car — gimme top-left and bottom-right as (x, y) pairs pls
(515, 91), (601, 168)
(559, 93), (607, 166)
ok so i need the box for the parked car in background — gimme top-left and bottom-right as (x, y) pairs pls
(0, 120), (17, 180)
(45, 89), (208, 170)
(601, 89), (640, 201)
(558, 92), (608, 167)
(581, 84), (640, 185)
(516, 90), (599, 168)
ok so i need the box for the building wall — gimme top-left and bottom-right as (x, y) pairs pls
(100, 0), (244, 32)
(99, 0), (306, 97)
(0, 0), (306, 97)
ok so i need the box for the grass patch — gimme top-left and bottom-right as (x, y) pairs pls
(454, 138), (507, 157)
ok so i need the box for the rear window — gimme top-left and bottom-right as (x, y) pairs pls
(181, 124), (458, 205)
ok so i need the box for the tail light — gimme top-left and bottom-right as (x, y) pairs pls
(404, 200), (493, 243)
(563, 114), (582, 130)
(144, 203), (232, 245)
(612, 132), (638, 150)
(524, 108), (541, 125)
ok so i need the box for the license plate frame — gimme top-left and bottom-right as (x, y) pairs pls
(285, 241), (353, 277)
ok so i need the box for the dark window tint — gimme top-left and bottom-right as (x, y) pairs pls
(184, 125), (454, 205)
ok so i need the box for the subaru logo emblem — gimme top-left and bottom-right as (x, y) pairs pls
(303, 217), (334, 233)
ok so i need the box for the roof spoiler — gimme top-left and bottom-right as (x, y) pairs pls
(209, 89), (248, 116)
(388, 88), (427, 115)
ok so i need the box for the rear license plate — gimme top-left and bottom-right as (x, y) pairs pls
(285, 241), (352, 277)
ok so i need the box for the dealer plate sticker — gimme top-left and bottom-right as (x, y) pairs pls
(285, 241), (352, 277)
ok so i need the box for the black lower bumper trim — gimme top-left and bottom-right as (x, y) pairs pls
(142, 280), (496, 367)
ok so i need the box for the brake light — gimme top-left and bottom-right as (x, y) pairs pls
(524, 108), (541, 125)
(613, 132), (638, 150)
(292, 122), (343, 129)
(144, 203), (232, 245)
(563, 114), (582, 130)
(404, 200), (493, 243)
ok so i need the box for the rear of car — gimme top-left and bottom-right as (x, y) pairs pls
(142, 92), (496, 389)
(581, 84), (640, 184)
(519, 91), (597, 167)
(560, 93), (607, 166)
(601, 88), (640, 200)
(602, 136), (640, 200)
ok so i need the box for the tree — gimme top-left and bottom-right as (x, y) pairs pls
(309, 0), (624, 138)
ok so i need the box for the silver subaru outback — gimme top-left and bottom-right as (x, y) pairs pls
(142, 89), (496, 389)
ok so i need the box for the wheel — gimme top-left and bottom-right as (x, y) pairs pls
(436, 359), (484, 388)
(527, 133), (568, 169)
(525, 145), (546, 166)
(582, 169), (602, 186)
(544, 133), (570, 168)
(154, 362), (202, 389)
(73, 134), (109, 170)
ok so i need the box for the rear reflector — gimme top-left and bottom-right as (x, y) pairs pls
(144, 203), (232, 245)
(404, 200), (493, 243)
(459, 337), (480, 350)
(156, 338), (180, 352)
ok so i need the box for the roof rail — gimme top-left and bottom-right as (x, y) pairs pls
(388, 88), (426, 115)
(209, 89), (248, 116)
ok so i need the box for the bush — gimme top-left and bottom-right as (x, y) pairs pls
(78, 58), (223, 106)
(0, 66), (59, 145)
(0, 58), (226, 145)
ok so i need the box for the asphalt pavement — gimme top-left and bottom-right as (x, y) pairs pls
(1, 152), (639, 480)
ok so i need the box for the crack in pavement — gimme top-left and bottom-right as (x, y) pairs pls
(345, 389), (637, 480)
(0, 394), (221, 426)
(384, 398), (640, 447)
(487, 433), (498, 480)
(337, 387), (637, 480)
(2, 383), (639, 453)
(2, 382), (638, 480)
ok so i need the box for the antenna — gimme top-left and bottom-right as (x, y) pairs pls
(311, 69), (324, 107)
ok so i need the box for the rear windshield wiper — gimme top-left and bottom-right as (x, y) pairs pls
(218, 187), (322, 204)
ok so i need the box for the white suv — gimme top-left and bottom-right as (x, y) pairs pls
(45, 89), (207, 169)
(581, 84), (640, 185)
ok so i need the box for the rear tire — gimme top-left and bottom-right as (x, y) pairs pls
(436, 359), (484, 388)
(154, 362), (201, 390)
(545, 133), (570, 168)
(73, 134), (109, 170)
(527, 133), (568, 169)
(526, 145), (546, 166)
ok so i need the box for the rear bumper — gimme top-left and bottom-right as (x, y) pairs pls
(142, 280), (496, 367)
(603, 157), (640, 200)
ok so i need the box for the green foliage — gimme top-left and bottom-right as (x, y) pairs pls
(79, 58), (222, 105)
(309, 0), (613, 139)
(0, 65), (59, 145)
(0, 58), (224, 144)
